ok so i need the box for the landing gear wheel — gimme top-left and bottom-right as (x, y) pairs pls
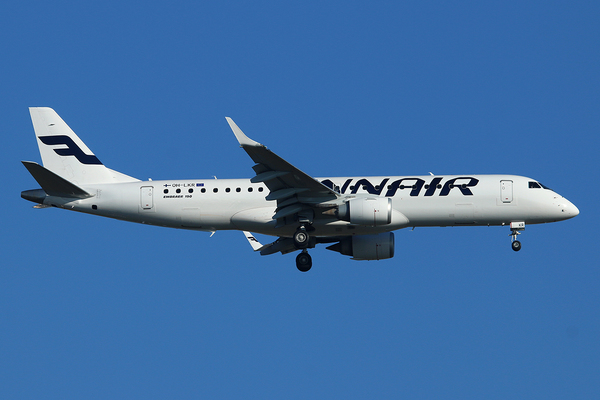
(509, 223), (524, 252)
(512, 240), (522, 252)
(293, 228), (309, 249)
(296, 252), (312, 272)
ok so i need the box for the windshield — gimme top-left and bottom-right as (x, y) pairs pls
(528, 181), (552, 190)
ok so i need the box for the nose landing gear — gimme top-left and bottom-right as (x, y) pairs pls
(511, 239), (522, 251)
(509, 221), (525, 252)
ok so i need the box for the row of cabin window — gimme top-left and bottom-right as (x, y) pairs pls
(163, 187), (265, 194)
(164, 182), (546, 195)
(165, 184), (471, 194)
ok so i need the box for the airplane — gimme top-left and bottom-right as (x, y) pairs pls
(21, 107), (579, 271)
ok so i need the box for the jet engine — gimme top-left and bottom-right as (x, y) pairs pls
(337, 197), (392, 226)
(326, 232), (395, 260)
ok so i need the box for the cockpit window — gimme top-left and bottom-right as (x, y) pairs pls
(529, 181), (552, 190)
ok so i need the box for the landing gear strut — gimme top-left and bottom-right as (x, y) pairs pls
(296, 250), (312, 272)
(509, 222), (525, 252)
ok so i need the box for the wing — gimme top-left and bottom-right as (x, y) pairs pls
(226, 118), (342, 226)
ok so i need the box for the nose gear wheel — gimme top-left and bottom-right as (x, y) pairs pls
(509, 224), (524, 252)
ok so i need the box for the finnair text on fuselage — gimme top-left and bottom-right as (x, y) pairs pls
(321, 177), (478, 197)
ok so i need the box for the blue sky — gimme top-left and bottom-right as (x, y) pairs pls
(2, 0), (599, 398)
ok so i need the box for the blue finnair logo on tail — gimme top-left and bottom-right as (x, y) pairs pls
(39, 135), (102, 165)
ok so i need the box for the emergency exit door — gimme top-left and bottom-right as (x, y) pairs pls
(500, 180), (513, 203)
(141, 186), (154, 210)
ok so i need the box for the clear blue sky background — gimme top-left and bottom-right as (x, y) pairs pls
(2, 1), (599, 398)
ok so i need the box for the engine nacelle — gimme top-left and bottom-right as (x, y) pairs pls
(326, 232), (395, 260)
(337, 197), (392, 226)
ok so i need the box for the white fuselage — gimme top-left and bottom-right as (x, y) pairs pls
(41, 174), (579, 238)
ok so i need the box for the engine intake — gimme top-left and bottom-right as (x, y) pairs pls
(326, 232), (395, 260)
(337, 197), (392, 226)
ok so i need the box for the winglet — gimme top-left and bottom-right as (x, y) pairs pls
(226, 117), (263, 147)
(243, 231), (264, 251)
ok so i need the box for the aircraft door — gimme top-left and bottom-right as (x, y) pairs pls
(141, 186), (154, 210)
(500, 180), (513, 203)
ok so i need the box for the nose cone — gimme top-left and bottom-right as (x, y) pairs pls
(557, 198), (579, 219)
(569, 201), (580, 217)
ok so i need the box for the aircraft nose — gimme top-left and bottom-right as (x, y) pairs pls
(557, 198), (579, 219)
(570, 202), (580, 217)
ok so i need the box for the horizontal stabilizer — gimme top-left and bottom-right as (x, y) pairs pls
(22, 161), (92, 199)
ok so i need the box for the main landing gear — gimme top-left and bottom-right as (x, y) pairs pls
(293, 226), (309, 249)
(296, 250), (312, 272)
(509, 222), (525, 252)
(294, 225), (313, 272)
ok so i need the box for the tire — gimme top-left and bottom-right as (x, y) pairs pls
(512, 240), (522, 252)
(296, 252), (312, 272)
(293, 229), (309, 249)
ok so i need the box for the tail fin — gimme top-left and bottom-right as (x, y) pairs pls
(28, 107), (139, 185)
